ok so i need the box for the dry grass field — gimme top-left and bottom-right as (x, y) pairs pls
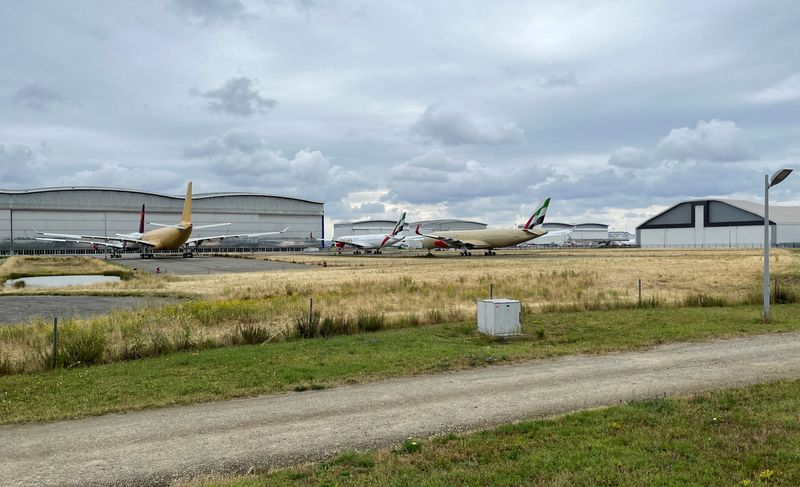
(1, 249), (799, 374)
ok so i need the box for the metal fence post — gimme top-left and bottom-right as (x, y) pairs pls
(638, 279), (642, 307)
(52, 317), (58, 369)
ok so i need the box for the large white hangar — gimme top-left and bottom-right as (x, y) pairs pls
(333, 219), (486, 238)
(529, 222), (617, 246)
(0, 186), (323, 254)
(637, 199), (800, 248)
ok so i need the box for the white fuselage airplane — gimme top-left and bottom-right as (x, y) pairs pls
(414, 198), (565, 256)
(36, 182), (288, 258)
(318, 212), (407, 254)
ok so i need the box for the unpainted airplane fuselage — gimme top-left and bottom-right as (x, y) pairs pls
(140, 223), (193, 250)
(421, 228), (547, 250)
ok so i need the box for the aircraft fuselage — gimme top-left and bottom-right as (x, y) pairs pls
(421, 228), (547, 250)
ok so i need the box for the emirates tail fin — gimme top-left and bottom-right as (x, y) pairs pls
(523, 197), (550, 230)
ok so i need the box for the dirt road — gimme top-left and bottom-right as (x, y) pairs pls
(2, 332), (800, 487)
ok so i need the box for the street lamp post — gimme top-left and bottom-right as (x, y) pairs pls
(764, 168), (793, 323)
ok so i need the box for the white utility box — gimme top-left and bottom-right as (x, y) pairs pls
(477, 299), (521, 336)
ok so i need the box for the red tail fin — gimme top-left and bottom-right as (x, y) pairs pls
(139, 204), (145, 234)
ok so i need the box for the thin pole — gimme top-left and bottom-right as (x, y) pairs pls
(638, 279), (642, 307)
(52, 317), (58, 369)
(764, 174), (770, 322)
(309, 297), (313, 325)
(490, 284), (493, 299)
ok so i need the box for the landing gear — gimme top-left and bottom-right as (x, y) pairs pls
(182, 251), (193, 258)
(459, 250), (472, 256)
(484, 250), (497, 256)
(375, 249), (382, 255)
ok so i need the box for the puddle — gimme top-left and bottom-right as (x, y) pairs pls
(4, 275), (121, 288)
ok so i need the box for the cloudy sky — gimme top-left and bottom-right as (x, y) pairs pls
(2, 0), (799, 232)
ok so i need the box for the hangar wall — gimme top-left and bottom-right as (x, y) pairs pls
(0, 188), (324, 254)
(636, 199), (799, 248)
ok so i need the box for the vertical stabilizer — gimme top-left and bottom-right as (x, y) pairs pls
(390, 211), (407, 236)
(524, 197), (550, 230)
(182, 182), (192, 225)
(138, 204), (145, 234)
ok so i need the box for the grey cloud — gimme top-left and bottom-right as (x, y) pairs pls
(537, 71), (578, 88)
(387, 150), (553, 205)
(751, 73), (800, 103)
(57, 164), (184, 192)
(193, 77), (276, 117)
(12, 83), (61, 111)
(608, 146), (652, 168)
(170, 0), (249, 25)
(183, 130), (368, 201)
(0, 143), (42, 186)
(410, 105), (524, 146)
(656, 119), (755, 162)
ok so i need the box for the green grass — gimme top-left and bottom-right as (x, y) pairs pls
(197, 379), (800, 486)
(1, 304), (799, 425)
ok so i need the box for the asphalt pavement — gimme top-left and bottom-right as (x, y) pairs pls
(0, 296), (176, 325)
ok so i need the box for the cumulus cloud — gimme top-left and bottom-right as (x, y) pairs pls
(169, 0), (249, 25)
(751, 73), (800, 103)
(537, 71), (578, 88)
(387, 150), (552, 204)
(410, 105), (525, 146)
(655, 119), (754, 162)
(57, 163), (184, 191)
(183, 130), (367, 200)
(0, 143), (43, 186)
(12, 83), (61, 111)
(608, 146), (652, 168)
(192, 77), (276, 117)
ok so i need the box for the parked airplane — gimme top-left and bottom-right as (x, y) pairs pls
(414, 198), (563, 256)
(35, 182), (288, 258)
(313, 212), (407, 254)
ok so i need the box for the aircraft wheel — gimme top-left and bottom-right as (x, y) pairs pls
(188, 252), (194, 258)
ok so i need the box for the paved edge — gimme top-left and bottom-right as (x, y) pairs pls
(1, 332), (800, 487)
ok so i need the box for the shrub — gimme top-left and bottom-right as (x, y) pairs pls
(46, 324), (107, 368)
(295, 309), (321, 338)
(681, 293), (728, 307)
(0, 354), (14, 375)
(319, 316), (353, 337)
(355, 312), (385, 333)
(234, 323), (272, 344)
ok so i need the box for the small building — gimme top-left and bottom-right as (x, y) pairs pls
(636, 199), (800, 248)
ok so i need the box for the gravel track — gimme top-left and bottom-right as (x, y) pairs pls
(2, 332), (800, 487)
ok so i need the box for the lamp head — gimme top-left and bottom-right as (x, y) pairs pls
(770, 168), (793, 187)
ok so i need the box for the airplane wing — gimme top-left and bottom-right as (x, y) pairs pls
(147, 222), (229, 230)
(186, 226), (290, 245)
(414, 226), (487, 249)
(543, 228), (574, 237)
(35, 237), (127, 249)
(35, 230), (156, 248)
